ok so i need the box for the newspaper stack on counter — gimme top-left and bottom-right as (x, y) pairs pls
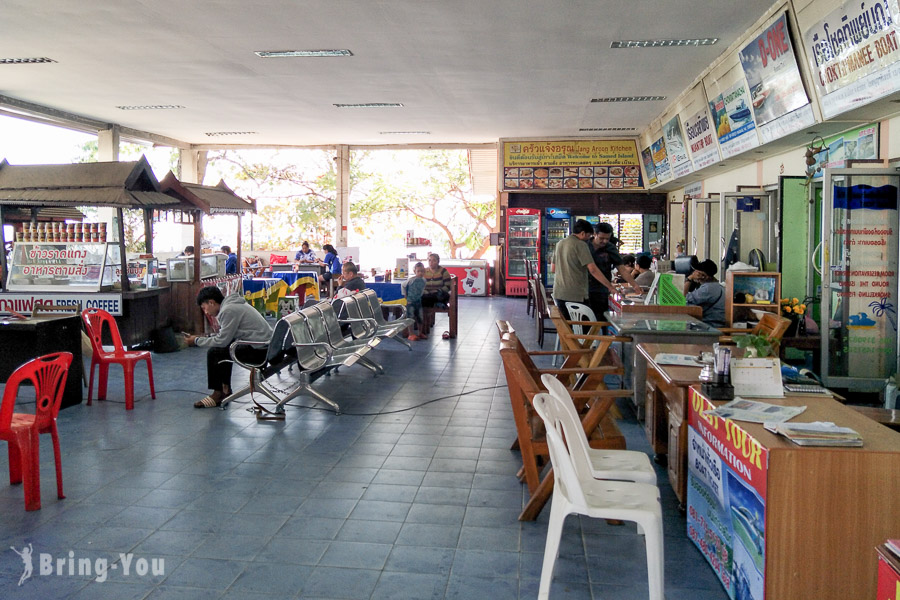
(703, 399), (806, 424)
(762, 422), (863, 447)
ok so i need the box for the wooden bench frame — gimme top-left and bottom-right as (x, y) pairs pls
(422, 274), (458, 338)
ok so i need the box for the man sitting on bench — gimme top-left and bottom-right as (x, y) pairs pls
(185, 286), (273, 408)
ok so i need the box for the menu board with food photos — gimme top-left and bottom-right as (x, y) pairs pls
(501, 140), (643, 191)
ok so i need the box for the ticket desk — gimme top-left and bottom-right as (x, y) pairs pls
(687, 386), (900, 600)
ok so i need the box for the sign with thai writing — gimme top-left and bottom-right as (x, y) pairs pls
(707, 81), (760, 158)
(651, 137), (671, 183)
(663, 116), (692, 179)
(739, 12), (809, 126)
(0, 293), (123, 316)
(683, 108), (721, 170)
(803, 0), (900, 118)
(688, 388), (768, 600)
(641, 147), (658, 187)
(501, 140), (643, 191)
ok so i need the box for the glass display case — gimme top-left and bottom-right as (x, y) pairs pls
(126, 257), (159, 290)
(6, 242), (122, 292)
(166, 253), (227, 282)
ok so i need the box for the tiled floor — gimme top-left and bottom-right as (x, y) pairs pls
(0, 296), (728, 599)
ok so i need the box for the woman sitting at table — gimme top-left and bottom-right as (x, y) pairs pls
(293, 241), (317, 272)
(683, 256), (726, 328)
(320, 244), (342, 283)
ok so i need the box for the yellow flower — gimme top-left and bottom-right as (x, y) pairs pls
(784, 306), (793, 313)
(792, 297), (799, 304)
(781, 298), (790, 305)
(795, 307), (805, 315)
(799, 304), (807, 311)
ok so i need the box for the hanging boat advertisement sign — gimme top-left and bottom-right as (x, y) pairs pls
(651, 136), (672, 183)
(683, 108), (722, 170)
(707, 81), (760, 159)
(663, 116), (693, 179)
(500, 139), (643, 191)
(802, 0), (900, 118)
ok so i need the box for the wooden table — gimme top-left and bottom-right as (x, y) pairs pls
(637, 342), (715, 507)
(0, 314), (83, 408)
(687, 386), (900, 599)
(605, 311), (720, 417)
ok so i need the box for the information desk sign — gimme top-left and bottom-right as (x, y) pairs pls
(687, 387), (768, 600)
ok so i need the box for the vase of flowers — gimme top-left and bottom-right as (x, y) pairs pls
(781, 297), (807, 337)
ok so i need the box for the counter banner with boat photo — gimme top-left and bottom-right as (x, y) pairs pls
(663, 115), (693, 178)
(641, 146), (658, 187)
(739, 12), (809, 127)
(811, 123), (879, 178)
(802, 0), (900, 118)
(683, 108), (722, 170)
(651, 136), (672, 183)
(687, 388), (769, 600)
(707, 80), (760, 159)
(501, 140), (643, 191)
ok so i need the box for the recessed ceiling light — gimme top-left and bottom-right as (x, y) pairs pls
(611, 38), (718, 48)
(579, 127), (637, 131)
(255, 49), (353, 58)
(116, 104), (185, 110)
(333, 103), (404, 108)
(379, 131), (430, 135)
(0, 57), (56, 64)
(204, 131), (259, 137)
(591, 96), (666, 103)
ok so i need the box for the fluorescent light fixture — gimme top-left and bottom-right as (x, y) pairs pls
(255, 49), (352, 58)
(333, 103), (404, 108)
(591, 96), (666, 103)
(204, 131), (259, 137)
(611, 38), (718, 48)
(579, 127), (637, 131)
(0, 57), (56, 64)
(379, 131), (430, 135)
(116, 104), (185, 110)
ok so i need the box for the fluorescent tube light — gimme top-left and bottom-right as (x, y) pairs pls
(590, 96), (666, 103)
(333, 103), (404, 108)
(255, 49), (353, 58)
(611, 39), (718, 48)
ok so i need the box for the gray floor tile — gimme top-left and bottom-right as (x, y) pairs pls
(299, 566), (380, 599)
(318, 540), (393, 570)
(370, 571), (448, 600)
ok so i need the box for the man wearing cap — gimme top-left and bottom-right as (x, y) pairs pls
(683, 256), (726, 328)
(551, 219), (619, 320)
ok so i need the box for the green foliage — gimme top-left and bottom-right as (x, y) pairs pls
(734, 333), (776, 358)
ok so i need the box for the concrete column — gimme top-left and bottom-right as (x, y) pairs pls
(335, 144), (350, 247)
(178, 149), (208, 184)
(97, 127), (120, 239)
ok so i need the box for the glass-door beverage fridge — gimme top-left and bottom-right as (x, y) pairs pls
(505, 207), (541, 296)
(544, 208), (571, 287)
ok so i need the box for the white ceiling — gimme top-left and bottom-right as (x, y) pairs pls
(0, 0), (780, 148)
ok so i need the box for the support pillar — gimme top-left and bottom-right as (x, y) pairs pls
(97, 127), (120, 236)
(335, 144), (350, 247)
(179, 149), (208, 250)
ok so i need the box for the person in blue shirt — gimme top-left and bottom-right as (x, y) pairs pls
(321, 243), (342, 282)
(221, 245), (237, 274)
(683, 256), (726, 328)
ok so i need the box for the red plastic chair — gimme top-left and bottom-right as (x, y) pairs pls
(82, 308), (156, 410)
(0, 352), (73, 511)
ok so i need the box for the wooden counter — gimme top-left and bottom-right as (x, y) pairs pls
(687, 386), (900, 599)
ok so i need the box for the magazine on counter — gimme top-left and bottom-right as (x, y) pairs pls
(762, 421), (863, 447)
(704, 399), (806, 423)
(653, 353), (703, 367)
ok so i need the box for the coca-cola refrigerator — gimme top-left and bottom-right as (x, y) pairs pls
(505, 207), (541, 296)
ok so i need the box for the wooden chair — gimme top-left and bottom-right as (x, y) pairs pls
(525, 259), (536, 318)
(720, 312), (791, 354)
(497, 324), (630, 520)
(533, 281), (557, 348)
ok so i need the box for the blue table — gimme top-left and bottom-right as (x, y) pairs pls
(367, 282), (405, 305)
(243, 272), (320, 314)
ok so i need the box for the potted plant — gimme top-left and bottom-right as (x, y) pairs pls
(734, 333), (776, 358)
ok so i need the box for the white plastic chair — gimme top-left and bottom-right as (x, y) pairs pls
(551, 302), (599, 365)
(540, 374), (656, 484)
(532, 393), (665, 600)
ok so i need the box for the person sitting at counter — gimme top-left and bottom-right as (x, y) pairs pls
(179, 245), (195, 258)
(632, 255), (656, 290)
(320, 244), (342, 282)
(221, 245), (237, 274)
(185, 286), (273, 408)
(683, 256), (726, 328)
(336, 261), (366, 294)
(293, 241), (317, 272)
(614, 254), (636, 284)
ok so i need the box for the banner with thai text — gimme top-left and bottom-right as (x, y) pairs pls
(501, 140), (642, 191)
(707, 81), (760, 158)
(683, 108), (721, 170)
(0, 293), (123, 316)
(802, 0), (900, 118)
(651, 136), (672, 183)
(688, 388), (768, 600)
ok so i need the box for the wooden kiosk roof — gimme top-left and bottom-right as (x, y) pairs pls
(158, 171), (255, 215)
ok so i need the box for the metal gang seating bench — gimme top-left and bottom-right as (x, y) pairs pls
(223, 308), (379, 419)
(337, 290), (415, 350)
